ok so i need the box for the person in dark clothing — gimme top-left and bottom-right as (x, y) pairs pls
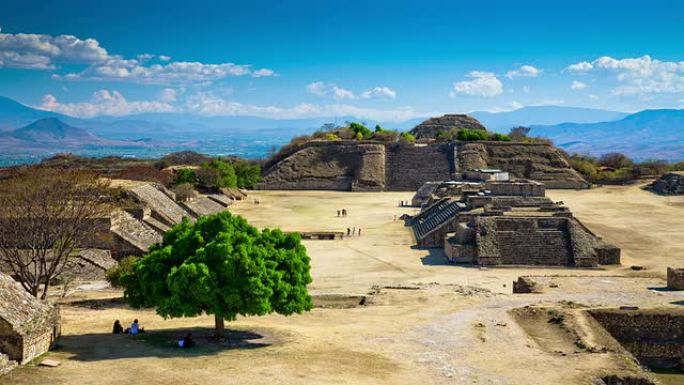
(112, 320), (123, 334)
(183, 332), (195, 348)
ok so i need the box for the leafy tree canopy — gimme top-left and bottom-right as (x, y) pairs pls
(119, 212), (313, 336)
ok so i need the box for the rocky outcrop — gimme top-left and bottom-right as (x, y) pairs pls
(457, 142), (588, 189)
(648, 172), (684, 195)
(410, 114), (487, 139)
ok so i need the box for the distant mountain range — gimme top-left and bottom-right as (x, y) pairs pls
(0, 95), (682, 163)
(530, 109), (684, 160)
(470, 106), (629, 131)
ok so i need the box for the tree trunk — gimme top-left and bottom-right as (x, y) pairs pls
(214, 315), (225, 339)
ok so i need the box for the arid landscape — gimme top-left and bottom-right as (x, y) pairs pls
(2, 183), (682, 385)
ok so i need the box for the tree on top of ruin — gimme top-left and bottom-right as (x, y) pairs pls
(115, 211), (313, 338)
(0, 167), (112, 298)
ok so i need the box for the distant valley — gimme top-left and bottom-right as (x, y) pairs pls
(0, 96), (682, 165)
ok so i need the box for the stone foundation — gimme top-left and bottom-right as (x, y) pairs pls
(589, 308), (684, 370)
(668, 267), (684, 290)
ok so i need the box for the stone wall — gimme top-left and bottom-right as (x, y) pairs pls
(589, 309), (684, 369)
(260, 140), (587, 191)
(259, 141), (386, 191)
(457, 142), (588, 189)
(493, 218), (572, 266)
(668, 267), (684, 290)
(385, 143), (453, 191)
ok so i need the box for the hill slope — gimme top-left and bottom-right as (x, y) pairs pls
(471, 106), (628, 131)
(531, 109), (684, 160)
(11, 118), (101, 143)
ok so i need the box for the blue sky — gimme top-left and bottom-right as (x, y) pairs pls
(1, 0), (684, 121)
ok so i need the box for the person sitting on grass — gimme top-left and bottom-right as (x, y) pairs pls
(178, 332), (195, 348)
(112, 320), (123, 334)
(125, 319), (144, 334)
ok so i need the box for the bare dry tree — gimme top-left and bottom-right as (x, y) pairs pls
(0, 167), (111, 299)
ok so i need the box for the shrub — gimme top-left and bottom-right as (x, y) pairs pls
(489, 133), (511, 142)
(233, 161), (262, 189)
(174, 168), (196, 185)
(349, 122), (372, 139)
(172, 183), (195, 201)
(508, 126), (531, 141)
(106, 256), (139, 288)
(457, 128), (489, 141)
(399, 132), (416, 143)
(599, 152), (633, 169)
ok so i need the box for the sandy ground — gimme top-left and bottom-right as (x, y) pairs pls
(2, 184), (684, 385)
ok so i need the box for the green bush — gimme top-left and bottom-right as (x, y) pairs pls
(174, 168), (196, 185)
(399, 132), (416, 143)
(106, 256), (139, 288)
(349, 122), (372, 139)
(457, 129), (489, 141)
(232, 161), (262, 189)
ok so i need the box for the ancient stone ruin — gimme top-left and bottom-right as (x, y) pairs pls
(648, 172), (684, 195)
(258, 114), (588, 191)
(668, 267), (684, 290)
(260, 140), (587, 191)
(589, 308), (684, 371)
(407, 178), (619, 267)
(0, 272), (60, 368)
(409, 114), (487, 139)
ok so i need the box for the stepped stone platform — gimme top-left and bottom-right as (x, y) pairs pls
(128, 184), (193, 226)
(181, 196), (227, 217)
(259, 114), (587, 191)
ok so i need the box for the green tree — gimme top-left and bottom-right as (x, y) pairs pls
(399, 131), (416, 143)
(198, 159), (238, 190)
(174, 168), (197, 185)
(119, 212), (313, 338)
(349, 122), (371, 139)
(233, 161), (262, 189)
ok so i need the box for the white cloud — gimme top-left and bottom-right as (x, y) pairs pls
(306, 82), (396, 100)
(452, 71), (503, 97)
(571, 80), (587, 90)
(589, 94), (599, 100)
(0, 28), (275, 84)
(505, 65), (541, 79)
(252, 68), (276, 77)
(38, 90), (176, 118)
(158, 88), (180, 102)
(566, 61), (593, 72)
(566, 55), (684, 95)
(185, 92), (421, 121)
(332, 85), (355, 100)
(361, 86), (396, 99)
(62, 58), (275, 84)
(0, 28), (109, 69)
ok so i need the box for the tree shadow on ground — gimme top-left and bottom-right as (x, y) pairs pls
(63, 296), (129, 310)
(54, 327), (269, 361)
(648, 286), (677, 292)
(670, 300), (684, 306)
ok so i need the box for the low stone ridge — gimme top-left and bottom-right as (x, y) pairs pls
(648, 172), (684, 195)
(410, 114), (487, 139)
(0, 272), (60, 365)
